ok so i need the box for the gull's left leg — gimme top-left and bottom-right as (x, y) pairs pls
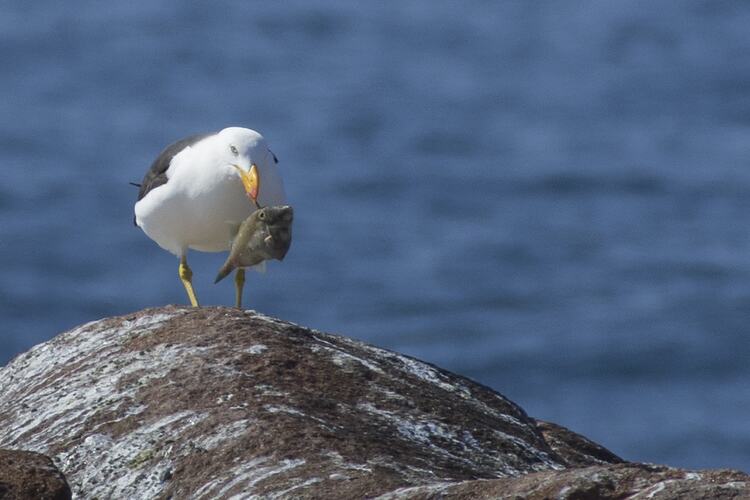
(179, 254), (200, 307)
(235, 268), (245, 308)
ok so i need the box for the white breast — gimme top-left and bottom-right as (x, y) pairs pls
(134, 129), (286, 256)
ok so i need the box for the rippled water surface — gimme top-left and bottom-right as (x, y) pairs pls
(1, 1), (749, 471)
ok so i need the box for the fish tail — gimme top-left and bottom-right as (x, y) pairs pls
(214, 263), (234, 284)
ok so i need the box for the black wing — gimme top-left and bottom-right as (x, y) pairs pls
(136, 133), (212, 201)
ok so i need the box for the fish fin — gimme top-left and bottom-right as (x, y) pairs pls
(214, 262), (234, 284)
(251, 261), (267, 274)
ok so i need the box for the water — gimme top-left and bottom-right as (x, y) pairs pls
(1, 0), (749, 472)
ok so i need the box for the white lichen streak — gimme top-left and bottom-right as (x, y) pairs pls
(491, 430), (563, 472)
(191, 418), (253, 451)
(374, 386), (407, 401)
(336, 337), (469, 395)
(393, 355), (466, 394)
(263, 404), (334, 430)
(324, 451), (373, 473)
(244, 310), (292, 328)
(192, 456), (305, 500)
(558, 485), (573, 498)
(309, 340), (385, 374)
(0, 313), (183, 450)
(58, 411), (205, 499)
(626, 479), (677, 499)
(357, 402), (515, 473)
(254, 384), (288, 398)
(721, 481), (747, 489)
(263, 404), (309, 418)
(372, 481), (455, 499)
(270, 477), (323, 498)
(244, 344), (268, 355)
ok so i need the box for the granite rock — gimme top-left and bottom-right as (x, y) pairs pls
(0, 306), (746, 499)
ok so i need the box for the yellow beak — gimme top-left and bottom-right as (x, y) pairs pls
(233, 164), (260, 207)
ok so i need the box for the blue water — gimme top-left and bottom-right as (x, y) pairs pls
(1, 1), (749, 472)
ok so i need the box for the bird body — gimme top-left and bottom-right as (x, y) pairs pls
(214, 205), (294, 284)
(135, 127), (285, 256)
(133, 127), (287, 307)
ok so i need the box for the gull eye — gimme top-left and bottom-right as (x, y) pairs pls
(230, 145), (238, 156)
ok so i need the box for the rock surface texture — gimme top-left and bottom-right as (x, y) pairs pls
(0, 306), (747, 499)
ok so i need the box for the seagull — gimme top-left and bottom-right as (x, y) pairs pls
(134, 127), (286, 307)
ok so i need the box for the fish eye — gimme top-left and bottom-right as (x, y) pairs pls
(258, 210), (265, 220)
(230, 145), (238, 156)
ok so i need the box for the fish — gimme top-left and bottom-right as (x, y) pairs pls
(214, 205), (294, 284)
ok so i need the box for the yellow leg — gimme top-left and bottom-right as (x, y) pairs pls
(235, 268), (245, 308)
(179, 255), (200, 307)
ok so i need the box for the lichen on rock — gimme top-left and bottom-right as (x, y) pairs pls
(0, 306), (747, 499)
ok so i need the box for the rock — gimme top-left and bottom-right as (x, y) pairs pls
(379, 464), (750, 499)
(0, 448), (71, 500)
(533, 419), (624, 467)
(0, 306), (747, 499)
